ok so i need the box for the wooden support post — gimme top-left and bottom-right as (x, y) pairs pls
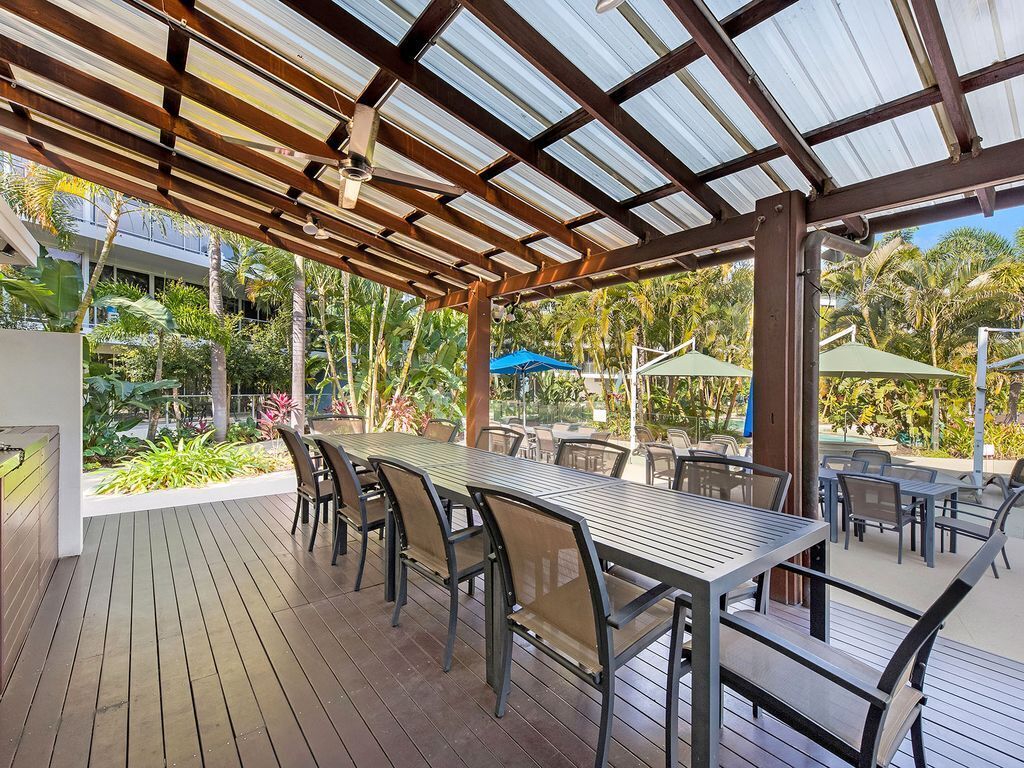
(466, 282), (491, 446)
(752, 190), (807, 604)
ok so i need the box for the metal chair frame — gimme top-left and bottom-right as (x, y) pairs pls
(936, 486), (1022, 577)
(554, 437), (629, 478)
(421, 418), (460, 443)
(475, 425), (524, 457)
(840, 474), (917, 563)
(279, 424), (334, 549)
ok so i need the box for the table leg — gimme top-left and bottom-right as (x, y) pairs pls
(809, 539), (830, 643)
(384, 508), (396, 602)
(485, 536), (504, 692)
(924, 496), (936, 568)
(690, 588), (722, 768)
(949, 491), (959, 554)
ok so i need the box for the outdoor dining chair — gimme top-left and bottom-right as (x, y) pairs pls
(314, 438), (386, 590)
(666, 428), (691, 451)
(422, 418), (460, 443)
(665, 531), (1008, 768)
(675, 456), (790, 512)
(710, 434), (741, 454)
(534, 427), (557, 463)
(308, 413), (365, 435)
(936, 486), (1023, 577)
(821, 455), (868, 472)
(278, 424), (334, 549)
(634, 425), (656, 451)
(370, 456), (486, 672)
(555, 438), (629, 478)
(468, 484), (675, 768)
(475, 425), (524, 457)
(645, 442), (677, 487)
(692, 439), (731, 455)
(851, 447), (891, 473)
(840, 474), (918, 563)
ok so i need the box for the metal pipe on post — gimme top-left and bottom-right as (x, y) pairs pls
(973, 327), (990, 484)
(629, 339), (692, 452)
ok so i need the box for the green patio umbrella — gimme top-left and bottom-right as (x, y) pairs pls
(640, 351), (752, 378)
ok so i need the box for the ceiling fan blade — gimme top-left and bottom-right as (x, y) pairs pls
(347, 104), (380, 163)
(341, 177), (362, 210)
(370, 167), (465, 197)
(220, 136), (338, 165)
(595, 0), (625, 12)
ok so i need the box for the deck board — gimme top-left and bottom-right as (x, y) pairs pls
(2, 493), (1022, 768)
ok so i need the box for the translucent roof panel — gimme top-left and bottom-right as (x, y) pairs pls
(938, 0), (1024, 75)
(351, 183), (418, 219)
(447, 195), (536, 240)
(198, 0), (378, 98)
(381, 85), (505, 170)
(424, 10), (578, 137)
(0, 9), (163, 105)
(494, 164), (591, 220)
(186, 43), (338, 142)
(767, 156), (813, 196)
(174, 138), (292, 194)
(529, 237), (582, 264)
(734, 0), (923, 132)
(635, 192), (713, 233)
(575, 219), (638, 250)
(507, 0), (689, 91)
(50, 0), (167, 52)
(546, 122), (668, 201)
(417, 215), (493, 253)
(333, 0), (429, 46)
(967, 80), (1024, 148)
(708, 166), (787, 214)
(371, 144), (457, 188)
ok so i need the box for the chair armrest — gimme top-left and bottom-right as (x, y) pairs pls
(607, 583), (677, 629)
(448, 525), (482, 544)
(776, 563), (922, 621)
(940, 501), (998, 521)
(313, 468), (330, 479)
(719, 612), (891, 708)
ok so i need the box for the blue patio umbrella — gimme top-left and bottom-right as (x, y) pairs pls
(743, 380), (754, 438)
(490, 350), (578, 424)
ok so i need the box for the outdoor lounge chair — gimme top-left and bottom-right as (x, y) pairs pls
(468, 484), (675, 768)
(555, 438), (629, 478)
(645, 442), (676, 487)
(665, 532), (1008, 768)
(851, 448), (891, 473)
(840, 474), (918, 563)
(935, 486), (1023, 577)
(308, 413), (365, 434)
(422, 418), (460, 443)
(370, 456), (485, 672)
(474, 425), (524, 457)
(279, 424), (334, 550)
(314, 438), (386, 590)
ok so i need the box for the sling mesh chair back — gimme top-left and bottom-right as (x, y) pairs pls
(469, 484), (675, 768)
(370, 456), (485, 671)
(665, 532), (1008, 768)
(692, 439), (731, 455)
(475, 426), (524, 457)
(821, 455), (869, 473)
(634, 425), (656, 455)
(555, 438), (629, 478)
(675, 456), (791, 512)
(644, 442), (677, 487)
(534, 427), (557, 462)
(314, 438), (386, 589)
(422, 418), (460, 443)
(851, 448), (892, 473)
(1009, 457), (1024, 493)
(710, 434), (741, 454)
(309, 414), (365, 435)
(278, 424), (333, 549)
(881, 464), (937, 483)
(840, 474), (917, 563)
(936, 485), (1024, 577)
(666, 428), (691, 451)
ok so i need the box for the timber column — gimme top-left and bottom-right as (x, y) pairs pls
(466, 281), (491, 445)
(752, 191), (807, 604)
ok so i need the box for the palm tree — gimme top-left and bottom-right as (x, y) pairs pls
(291, 253), (306, 431)
(207, 231), (229, 441)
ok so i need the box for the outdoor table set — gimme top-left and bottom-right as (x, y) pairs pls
(819, 466), (959, 566)
(308, 430), (828, 768)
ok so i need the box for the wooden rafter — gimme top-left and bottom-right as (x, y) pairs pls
(459, 0), (737, 221)
(275, 0), (661, 242)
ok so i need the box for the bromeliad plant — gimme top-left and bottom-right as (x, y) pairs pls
(257, 392), (300, 439)
(96, 432), (288, 494)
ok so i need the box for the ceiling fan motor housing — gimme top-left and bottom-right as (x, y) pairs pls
(341, 155), (373, 182)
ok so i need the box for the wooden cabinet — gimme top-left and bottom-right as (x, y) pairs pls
(0, 427), (59, 692)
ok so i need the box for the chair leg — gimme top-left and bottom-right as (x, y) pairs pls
(443, 584), (459, 672)
(897, 527), (903, 565)
(331, 517), (348, 566)
(665, 601), (687, 768)
(467, 574), (476, 597)
(354, 528), (370, 591)
(291, 496), (302, 535)
(391, 562), (407, 627)
(909, 519), (916, 551)
(308, 504), (321, 552)
(494, 623), (514, 718)
(595, 674), (615, 768)
(910, 713), (927, 768)
(844, 516), (851, 550)
(992, 561), (999, 579)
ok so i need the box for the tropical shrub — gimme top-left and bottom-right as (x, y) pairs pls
(82, 374), (178, 467)
(96, 433), (288, 494)
(257, 392), (299, 438)
(227, 417), (262, 444)
(940, 413), (1024, 459)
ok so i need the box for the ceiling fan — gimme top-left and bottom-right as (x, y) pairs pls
(222, 104), (465, 210)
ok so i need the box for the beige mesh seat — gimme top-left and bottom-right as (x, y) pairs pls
(474, 425), (524, 457)
(840, 474), (917, 563)
(370, 456), (485, 672)
(554, 438), (628, 478)
(533, 427), (556, 463)
(675, 456), (790, 512)
(666, 428), (691, 452)
(469, 484), (675, 768)
(665, 533), (1008, 768)
(644, 442), (676, 487)
(314, 438), (386, 591)
(278, 424), (334, 550)
(421, 418), (459, 443)
(936, 486), (1022, 577)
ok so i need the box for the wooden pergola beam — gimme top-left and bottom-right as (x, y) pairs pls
(459, 0), (736, 221)
(275, 0), (661, 242)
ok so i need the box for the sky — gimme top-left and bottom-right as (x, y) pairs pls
(909, 206), (1024, 250)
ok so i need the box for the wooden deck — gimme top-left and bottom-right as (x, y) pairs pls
(1, 494), (1021, 768)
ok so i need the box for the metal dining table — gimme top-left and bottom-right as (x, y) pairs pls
(818, 467), (958, 566)
(311, 431), (829, 768)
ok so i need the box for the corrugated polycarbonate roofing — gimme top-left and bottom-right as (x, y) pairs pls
(0, 0), (1022, 302)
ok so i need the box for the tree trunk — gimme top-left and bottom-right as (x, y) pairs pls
(342, 273), (357, 413)
(1008, 380), (1022, 424)
(208, 231), (229, 441)
(369, 287), (390, 428)
(147, 330), (165, 440)
(380, 306), (424, 431)
(291, 254), (306, 431)
(316, 291), (340, 402)
(73, 192), (124, 332)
